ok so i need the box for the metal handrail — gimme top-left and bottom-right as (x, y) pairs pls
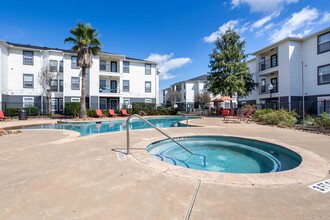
(58, 118), (75, 129)
(126, 114), (193, 155)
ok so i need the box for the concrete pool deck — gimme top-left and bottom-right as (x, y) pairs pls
(0, 117), (330, 219)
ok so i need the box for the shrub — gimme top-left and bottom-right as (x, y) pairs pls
(304, 115), (316, 126)
(23, 106), (39, 116)
(4, 107), (20, 117)
(252, 109), (273, 122)
(315, 113), (330, 129)
(132, 102), (155, 115)
(254, 109), (297, 128)
(64, 102), (80, 117)
(86, 109), (97, 117)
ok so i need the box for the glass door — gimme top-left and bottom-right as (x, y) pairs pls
(111, 80), (117, 93)
(110, 99), (118, 110)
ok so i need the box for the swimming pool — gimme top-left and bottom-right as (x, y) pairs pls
(147, 136), (302, 174)
(15, 116), (195, 136)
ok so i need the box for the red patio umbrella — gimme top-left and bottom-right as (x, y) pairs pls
(212, 96), (233, 102)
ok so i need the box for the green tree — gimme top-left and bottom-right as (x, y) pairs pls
(207, 29), (257, 109)
(64, 22), (102, 118)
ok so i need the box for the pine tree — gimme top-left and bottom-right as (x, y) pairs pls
(207, 29), (257, 109)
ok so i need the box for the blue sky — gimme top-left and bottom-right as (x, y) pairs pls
(1, 0), (330, 91)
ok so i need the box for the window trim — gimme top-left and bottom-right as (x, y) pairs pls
(59, 80), (64, 92)
(23, 50), (34, 65)
(100, 60), (107, 71)
(23, 97), (34, 107)
(71, 56), (79, 69)
(49, 60), (58, 72)
(71, 98), (80, 102)
(50, 79), (59, 92)
(111, 61), (118, 72)
(317, 31), (330, 54)
(23, 74), (34, 89)
(145, 63), (152, 75)
(71, 76), (80, 90)
(123, 80), (130, 92)
(123, 61), (130, 73)
(318, 64), (330, 85)
(59, 61), (64, 73)
(145, 81), (151, 93)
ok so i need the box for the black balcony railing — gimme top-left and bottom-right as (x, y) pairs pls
(99, 86), (119, 93)
(99, 64), (119, 73)
(259, 57), (278, 71)
(259, 83), (278, 94)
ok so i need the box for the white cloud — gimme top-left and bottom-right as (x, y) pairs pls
(146, 53), (192, 80)
(231, 0), (298, 13)
(269, 7), (319, 43)
(203, 20), (239, 43)
(251, 12), (279, 30)
(320, 12), (330, 24)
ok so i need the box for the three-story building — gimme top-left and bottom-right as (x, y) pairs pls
(0, 41), (159, 114)
(240, 27), (330, 115)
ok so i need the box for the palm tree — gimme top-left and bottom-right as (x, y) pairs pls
(64, 22), (102, 118)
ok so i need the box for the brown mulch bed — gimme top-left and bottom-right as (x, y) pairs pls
(293, 124), (330, 136)
(0, 130), (22, 137)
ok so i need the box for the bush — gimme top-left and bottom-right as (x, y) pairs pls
(4, 106), (39, 117)
(304, 115), (316, 126)
(315, 113), (330, 129)
(86, 109), (97, 117)
(253, 109), (297, 128)
(23, 106), (39, 116)
(4, 107), (20, 117)
(64, 102), (80, 117)
(132, 102), (155, 115)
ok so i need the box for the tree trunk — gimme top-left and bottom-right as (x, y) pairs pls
(80, 67), (87, 118)
(47, 93), (52, 118)
(230, 97), (233, 110)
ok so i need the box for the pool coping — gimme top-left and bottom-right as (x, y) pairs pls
(130, 133), (330, 186)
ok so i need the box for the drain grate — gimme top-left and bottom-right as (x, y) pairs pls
(308, 179), (330, 193)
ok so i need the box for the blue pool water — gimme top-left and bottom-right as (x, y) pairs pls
(16, 116), (194, 136)
(147, 136), (302, 174)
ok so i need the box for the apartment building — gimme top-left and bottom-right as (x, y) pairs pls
(0, 41), (159, 114)
(240, 27), (330, 115)
(163, 74), (237, 111)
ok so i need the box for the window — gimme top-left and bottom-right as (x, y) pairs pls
(23, 97), (34, 107)
(100, 80), (107, 90)
(49, 60), (58, 72)
(260, 57), (266, 70)
(260, 79), (266, 93)
(51, 99), (58, 111)
(123, 61), (130, 73)
(59, 80), (63, 92)
(71, 56), (79, 69)
(184, 93), (186, 99)
(271, 78), (278, 93)
(145, 64), (151, 75)
(111, 61), (117, 72)
(145, 81), (151, 93)
(271, 54), (278, 67)
(23, 74), (34, 88)
(71, 77), (80, 90)
(123, 80), (130, 92)
(318, 64), (330, 85)
(71, 98), (80, 102)
(100, 60), (107, 71)
(317, 96), (330, 115)
(145, 99), (152, 103)
(59, 61), (63, 73)
(318, 32), (330, 54)
(50, 80), (58, 92)
(23, 51), (34, 65)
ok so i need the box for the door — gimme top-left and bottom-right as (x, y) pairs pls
(110, 99), (118, 110)
(261, 79), (266, 93)
(110, 80), (117, 93)
(271, 78), (278, 93)
(59, 99), (63, 113)
(111, 61), (117, 72)
(100, 98), (107, 110)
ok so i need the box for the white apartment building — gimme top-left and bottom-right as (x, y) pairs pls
(0, 41), (159, 114)
(240, 27), (330, 115)
(163, 75), (237, 111)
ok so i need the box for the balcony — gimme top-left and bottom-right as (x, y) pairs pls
(99, 64), (119, 73)
(259, 84), (278, 95)
(259, 57), (278, 71)
(99, 86), (120, 94)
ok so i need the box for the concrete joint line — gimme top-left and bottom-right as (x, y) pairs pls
(184, 179), (201, 220)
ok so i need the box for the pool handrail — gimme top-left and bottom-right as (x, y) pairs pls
(126, 114), (193, 155)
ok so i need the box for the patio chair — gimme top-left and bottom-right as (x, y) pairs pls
(108, 109), (118, 117)
(224, 109), (247, 123)
(243, 109), (254, 123)
(121, 109), (131, 117)
(95, 109), (106, 117)
(0, 110), (12, 121)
